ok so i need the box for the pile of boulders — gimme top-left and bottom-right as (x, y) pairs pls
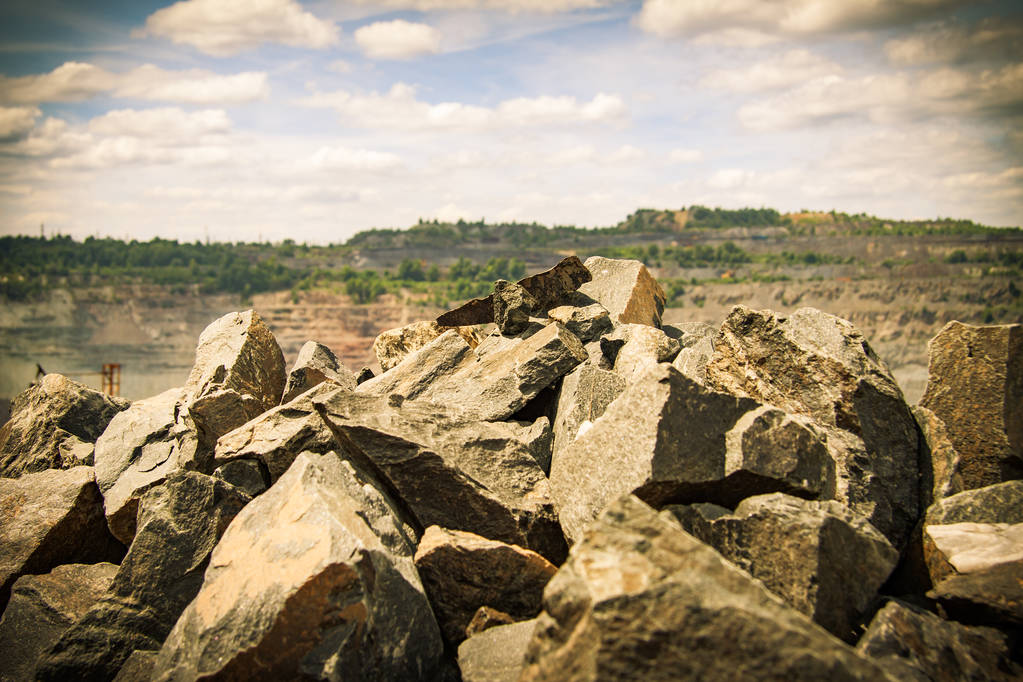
(0, 255), (1020, 681)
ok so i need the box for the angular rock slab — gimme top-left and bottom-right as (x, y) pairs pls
(606, 324), (681, 382)
(926, 480), (1023, 527)
(151, 451), (444, 681)
(912, 405), (964, 507)
(0, 563), (117, 682)
(667, 493), (898, 641)
(281, 340), (356, 404)
(37, 471), (251, 682)
(928, 559), (1023, 628)
(924, 522), (1023, 584)
(0, 466), (124, 611)
(0, 373), (129, 478)
(373, 320), (483, 373)
(920, 321), (1023, 489)
(668, 322), (717, 384)
(520, 495), (887, 681)
(358, 329), (475, 401)
(577, 256), (665, 327)
(314, 392), (568, 563)
(458, 619), (537, 682)
(550, 363), (834, 543)
(547, 301), (611, 343)
(414, 526), (556, 645)
(494, 279), (538, 336)
(857, 599), (1022, 682)
(705, 305), (921, 549)
(551, 365), (625, 457)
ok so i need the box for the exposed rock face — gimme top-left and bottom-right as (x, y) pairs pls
(359, 329), (474, 401)
(493, 280), (538, 336)
(920, 321), (1023, 489)
(36, 471), (250, 681)
(667, 493), (898, 641)
(551, 365), (625, 456)
(912, 405), (964, 506)
(0, 374), (129, 478)
(281, 340), (356, 404)
(705, 305), (921, 549)
(669, 322), (717, 384)
(414, 526), (556, 645)
(550, 364), (833, 543)
(857, 599), (1022, 681)
(459, 619), (537, 682)
(606, 323), (681, 381)
(547, 302), (611, 343)
(314, 391), (568, 563)
(520, 495), (887, 681)
(577, 256), (666, 327)
(151, 451), (444, 681)
(466, 606), (517, 636)
(928, 560), (1023, 628)
(926, 480), (1023, 526)
(373, 321), (483, 373)
(0, 563), (117, 682)
(924, 522), (1023, 582)
(0, 467), (124, 611)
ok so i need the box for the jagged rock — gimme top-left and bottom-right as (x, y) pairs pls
(666, 493), (898, 641)
(213, 380), (338, 484)
(604, 324), (681, 381)
(515, 416), (554, 475)
(373, 321), (483, 373)
(929, 559), (1023, 627)
(551, 365), (625, 456)
(181, 310), (286, 446)
(926, 480), (1023, 526)
(857, 599), (1021, 681)
(358, 329), (474, 401)
(111, 650), (158, 682)
(0, 467), (124, 611)
(356, 367), (374, 384)
(281, 340), (356, 404)
(520, 495), (888, 681)
(151, 451), (444, 681)
(466, 606), (517, 636)
(0, 563), (117, 682)
(550, 363), (833, 543)
(547, 301), (611, 343)
(58, 435), (96, 468)
(459, 619), (537, 682)
(668, 322), (717, 384)
(93, 387), (203, 546)
(37, 471), (250, 682)
(414, 526), (556, 645)
(0, 374), (129, 478)
(920, 321), (1023, 489)
(924, 522), (1023, 585)
(211, 459), (267, 497)
(494, 280), (538, 336)
(705, 305), (921, 549)
(913, 405), (964, 506)
(314, 391), (568, 563)
(577, 256), (665, 327)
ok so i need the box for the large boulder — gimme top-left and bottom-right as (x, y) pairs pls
(0, 467), (124, 611)
(912, 405), (964, 507)
(458, 619), (537, 682)
(281, 340), (356, 404)
(920, 321), (1023, 489)
(550, 363), (834, 543)
(0, 563), (118, 682)
(359, 329), (475, 401)
(603, 324), (681, 382)
(705, 305), (921, 549)
(547, 301), (612, 343)
(36, 471), (251, 681)
(520, 495), (888, 681)
(414, 526), (556, 645)
(577, 256), (665, 327)
(551, 365), (625, 457)
(0, 374), (129, 477)
(928, 560), (1023, 628)
(151, 451), (444, 681)
(926, 480), (1023, 527)
(373, 320), (482, 373)
(669, 322), (717, 384)
(666, 493), (898, 641)
(314, 391), (568, 563)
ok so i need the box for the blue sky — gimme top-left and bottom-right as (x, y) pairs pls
(1, 0), (1020, 243)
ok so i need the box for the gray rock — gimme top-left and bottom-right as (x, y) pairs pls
(0, 374), (129, 478)
(494, 280), (538, 336)
(606, 324), (681, 381)
(928, 559), (1023, 628)
(281, 340), (356, 404)
(358, 329), (474, 401)
(459, 619), (537, 682)
(151, 451), (444, 681)
(913, 405), (964, 507)
(58, 435), (96, 468)
(373, 320), (483, 373)
(314, 391), (568, 563)
(211, 459), (267, 497)
(551, 365), (625, 457)
(857, 599), (1022, 682)
(111, 650), (158, 682)
(519, 495), (888, 681)
(926, 480), (1023, 526)
(0, 467), (124, 612)
(414, 526), (556, 645)
(667, 493), (899, 641)
(36, 471), (250, 682)
(669, 322), (717, 384)
(920, 321), (1023, 489)
(550, 363), (834, 543)
(546, 302), (611, 343)
(577, 256), (666, 327)
(0, 563), (117, 682)
(705, 305), (921, 549)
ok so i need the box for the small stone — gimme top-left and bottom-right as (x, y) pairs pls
(281, 340), (356, 404)
(546, 302), (612, 342)
(356, 367), (374, 384)
(494, 280), (538, 336)
(465, 607), (517, 637)
(606, 324), (681, 381)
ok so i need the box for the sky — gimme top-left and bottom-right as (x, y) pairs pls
(0, 0), (1020, 244)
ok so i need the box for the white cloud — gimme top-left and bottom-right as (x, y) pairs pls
(352, 0), (615, 13)
(303, 146), (404, 171)
(0, 62), (114, 104)
(140, 0), (339, 56)
(87, 108), (232, 139)
(885, 18), (1023, 66)
(700, 49), (842, 92)
(708, 168), (757, 189)
(0, 106), (40, 140)
(608, 144), (645, 162)
(355, 20), (441, 60)
(328, 60), (353, 74)
(670, 148), (704, 163)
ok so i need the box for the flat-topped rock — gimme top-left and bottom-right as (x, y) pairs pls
(577, 256), (666, 327)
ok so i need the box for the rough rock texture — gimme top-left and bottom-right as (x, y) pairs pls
(414, 526), (556, 645)
(551, 365), (625, 456)
(494, 280), (538, 336)
(547, 302), (612, 343)
(373, 320), (483, 373)
(0, 374), (129, 478)
(520, 495), (887, 681)
(36, 471), (250, 682)
(928, 559), (1023, 627)
(577, 256), (665, 327)
(667, 493), (898, 641)
(857, 599), (1022, 681)
(550, 363), (833, 543)
(0, 467), (124, 611)
(913, 405), (964, 506)
(466, 606), (517, 636)
(924, 522), (1023, 586)
(920, 321), (1023, 489)
(151, 451), (444, 681)
(281, 340), (356, 404)
(211, 458), (267, 497)
(111, 650), (158, 682)
(669, 322), (717, 384)
(458, 619), (537, 682)
(926, 480), (1023, 526)
(181, 310), (286, 446)
(359, 329), (474, 401)
(314, 391), (568, 563)
(605, 324), (681, 381)
(705, 305), (921, 549)
(0, 563), (117, 682)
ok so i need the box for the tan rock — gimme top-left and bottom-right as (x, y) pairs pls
(373, 320), (483, 372)
(577, 256), (666, 327)
(280, 340), (355, 404)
